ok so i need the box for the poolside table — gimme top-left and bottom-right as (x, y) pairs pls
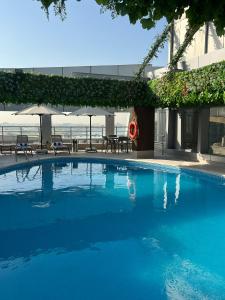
(117, 136), (130, 153)
(107, 136), (119, 152)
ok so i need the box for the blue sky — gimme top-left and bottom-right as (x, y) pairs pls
(0, 0), (168, 68)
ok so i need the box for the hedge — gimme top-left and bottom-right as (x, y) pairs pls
(150, 60), (225, 108)
(0, 72), (153, 108)
(0, 60), (224, 108)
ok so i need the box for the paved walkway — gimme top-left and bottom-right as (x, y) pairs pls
(0, 151), (225, 177)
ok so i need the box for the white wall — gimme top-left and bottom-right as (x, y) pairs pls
(170, 16), (225, 70)
(0, 64), (161, 78)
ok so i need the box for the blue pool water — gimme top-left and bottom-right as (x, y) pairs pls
(0, 158), (225, 299)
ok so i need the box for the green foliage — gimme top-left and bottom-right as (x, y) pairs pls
(150, 61), (225, 108)
(97, 0), (225, 36)
(136, 23), (171, 79)
(136, 23), (200, 80)
(0, 62), (224, 109)
(39, 0), (225, 36)
(0, 72), (153, 108)
(39, 0), (67, 19)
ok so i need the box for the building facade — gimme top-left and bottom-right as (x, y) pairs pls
(152, 19), (225, 161)
(1, 32), (224, 160)
(0, 64), (160, 81)
(171, 18), (225, 70)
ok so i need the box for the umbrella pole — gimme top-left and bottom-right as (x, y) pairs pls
(39, 114), (43, 149)
(89, 115), (92, 150)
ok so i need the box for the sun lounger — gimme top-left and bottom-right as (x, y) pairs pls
(15, 135), (33, 156)
(51, 135), (70, 155)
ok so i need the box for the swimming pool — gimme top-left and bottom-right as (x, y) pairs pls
(0, 158), (225, 299)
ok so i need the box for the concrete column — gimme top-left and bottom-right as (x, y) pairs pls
(197, 108), (210, 153)
(105, 114), (115, 136)
(41, 115), (52, 145)
(175, 111), (182, 149)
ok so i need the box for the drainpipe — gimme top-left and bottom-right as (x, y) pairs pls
(169, 20), (175, 64)
(204, 22), (209, 54)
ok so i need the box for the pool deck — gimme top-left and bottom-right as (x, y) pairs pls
(0, 151), (225, 177)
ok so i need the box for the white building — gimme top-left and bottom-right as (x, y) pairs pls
(0, 64), (160, 81)
(171, 19), (225, 70)
(152, 19), (225, 161)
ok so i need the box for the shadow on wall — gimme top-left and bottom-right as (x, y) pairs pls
(209, 23), (224, 50)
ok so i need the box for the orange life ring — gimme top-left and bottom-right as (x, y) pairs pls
(129, 120), (138, 140)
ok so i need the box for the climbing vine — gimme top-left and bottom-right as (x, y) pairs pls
(151, 61), (225, 108)
(135, 23), (171, 79)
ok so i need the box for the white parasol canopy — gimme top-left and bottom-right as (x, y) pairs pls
(69, 106), (113, 152)
(14, 104), (65, 116)
(14, 104), (65, 148)
(69, 106), (114, 117)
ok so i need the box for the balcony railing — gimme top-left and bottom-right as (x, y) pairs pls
(0, 125), (128, 144)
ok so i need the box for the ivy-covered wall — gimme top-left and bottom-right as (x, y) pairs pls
(0, 61), (224, 108)
(151, 60), (225, 108)
(0, 72), (153, 107)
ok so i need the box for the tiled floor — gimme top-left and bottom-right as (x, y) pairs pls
(0, 151), (225, 177)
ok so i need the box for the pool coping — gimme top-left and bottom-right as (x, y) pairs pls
(0, 154), (225, 184)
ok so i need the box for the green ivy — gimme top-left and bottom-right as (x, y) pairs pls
(151, 60), (225, 108)
(0, 61), (224, 108)
(0, 72), (154, 108)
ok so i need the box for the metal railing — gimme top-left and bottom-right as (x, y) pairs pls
(52, 126), (106, 142)
(0, 125), (128, 144)
(0, 126), (40, 144)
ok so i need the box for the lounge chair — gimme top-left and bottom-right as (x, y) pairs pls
(51, 135), (70, 155)
(15, 135), (33, 156)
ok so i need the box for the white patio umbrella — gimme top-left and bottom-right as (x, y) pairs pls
(14, 104), (65, 149)
(69, 106), (113, 152)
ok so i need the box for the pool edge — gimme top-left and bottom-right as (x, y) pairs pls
(0, 155), (225, 183)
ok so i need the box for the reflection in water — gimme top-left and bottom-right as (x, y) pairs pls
(15, 166), (42, 185)
(127, 175), (136, 202)
(0, 160), (225, 299)
(163, 180), (168, 210)
(16, 167), (40, 183)
(175, 174), (181, 204)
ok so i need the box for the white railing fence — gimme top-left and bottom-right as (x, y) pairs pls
(0, 125), (128, 144)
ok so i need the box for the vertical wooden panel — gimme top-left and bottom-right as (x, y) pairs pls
(131, 107), (155, 151)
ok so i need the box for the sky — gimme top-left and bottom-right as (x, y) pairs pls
(0, 0), (168, 68)
(0, 0), (168, 126)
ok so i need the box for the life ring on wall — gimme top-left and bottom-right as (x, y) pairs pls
(129, 120), (138, 140)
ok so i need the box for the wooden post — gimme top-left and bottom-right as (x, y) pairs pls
(130, 106), (155, 158)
